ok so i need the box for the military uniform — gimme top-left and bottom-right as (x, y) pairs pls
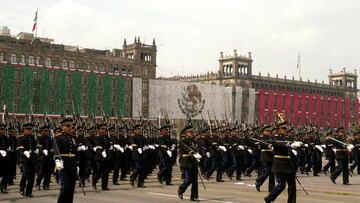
(350, 132), (360, 174)
(0, 124), (10, 193)
(54, 118), (78, 203)
(35, 126), (53, 190)
(157, 125), (174, 185)
(330, 128), (349, 185)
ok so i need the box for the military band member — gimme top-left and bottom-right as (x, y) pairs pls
(0, 124), (9, 193)
(54, 118), (78, 203)
(18, 123), (37, 197)
(265, 121), (296, 203)
(178, 122), (200, 202)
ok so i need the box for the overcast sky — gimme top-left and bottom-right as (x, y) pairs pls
(0, 0), (359, 84)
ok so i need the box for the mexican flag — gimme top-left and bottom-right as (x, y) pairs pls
(32, 9), (38, 32)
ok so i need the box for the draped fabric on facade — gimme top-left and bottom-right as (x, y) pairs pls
(54, 70), (66, 114)
(115, 77), (125, 117)
(301, 93), (306, 125)
(87, 73), (97, 115)
(267, 90), (275, 123)
(322, 96), (329, 128)
(1, 65), (15, 112)
(336, 97), (343, 128)
(329, 97), (336, 127)
(102, 75), (112, 116)
(19, 67), (34, 113)
(344, 97), (350, 128)
(285, 91), (291, 121)
(292, 92), (299, 126)
(258, 89), (265, 124)
(316, 95), (322, 127)
(71, 71), (82, 115)
(355, 98), (359, 123)
(308, 94), (314, 124)
(39, 68), (50, 113)
(276, 91), (284, 113)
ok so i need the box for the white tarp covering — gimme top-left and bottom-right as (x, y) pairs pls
(148, 79), (242, 120)
(132, 78), (142, 117)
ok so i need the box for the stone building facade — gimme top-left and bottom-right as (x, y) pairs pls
(0, 28), (156, 117)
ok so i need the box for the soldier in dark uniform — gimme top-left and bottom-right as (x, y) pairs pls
(75, 125), (88, 186)
(329, 127), (350, 185)
(323, 131), (336, 175)
(18, 123), (37, 197)
(118, 126), (129, 181)
(245, 127), (261, 177)
(7, 126), (18, 186)
(35, 125), (53, 190)
(255, 125), (275, 192)
(0, 124), (10, 193)
(157, 124), (173, 185)
(178, 122), (200, 202)
(265, 121), (296, 203)
(204, 130), (223, 182)
(85, 126), (96, 183)
(128, 124), (146, 188)
(53, 118), (78, 203)
(350, 130), (360, 175)
(92, 123), (111, 190)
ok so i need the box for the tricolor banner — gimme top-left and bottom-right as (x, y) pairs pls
(32, 9), (38, 32)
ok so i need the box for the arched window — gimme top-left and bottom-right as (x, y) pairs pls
(10, 54), (17, 64)
(20, 55), (25, 64)
(69, 60), (75, 69)
(62, 60), (67, 68)
(45, 58), (51, 66)
(28, 56), (35, 65)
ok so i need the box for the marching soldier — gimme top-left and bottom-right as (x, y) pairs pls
(264, 121), (296, 203)
(323, 131), (336, 175)
(35, 125), (53, 190)
(255, 125), (275, 192)
(157, 124), (174, 185)
(329, 127), (350, 185)
(75, 125), (88, 187)
(53, 118), (78, 203)
(0, 124), (10, 193)
(18, 123), (37, 197)
(92, 123), (111, 190)
(7, 125), (18, 186)
(128, 124), (146, 188)
(350, 130), (360, 175)
(178, 122), (201, 202)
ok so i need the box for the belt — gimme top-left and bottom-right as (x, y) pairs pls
(60, 153), (76, 157)
(181, 154), (191, 157)
(335, 149), (347, 151)
(261, 149), (272, 152)
(274, 155), (290, 159)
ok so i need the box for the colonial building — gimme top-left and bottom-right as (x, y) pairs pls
(0, 27), (156, 117)
(164, 50), (359, 129)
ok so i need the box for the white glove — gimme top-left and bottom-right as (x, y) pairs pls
(166, 150), (172, 157)
(43, 149), (48, 156)
(93, 147), (97, 152)
(149, 145), (155, 150)
(332, 149), (336, 153)
(321, 144), (326, 148)
(304, 144), (309, 147)
(193, 152), (202, 161)
(291, 141), (302, 148)
(119, 147), (125, 153)
(0, 150), (6, 157)
(24, 151), (30, 158)
(347, 144), (355, 152)
(101, 151), (107, 158)
(248, 149), (253, 154)
(138, 148), (143, 154)
(109, 146), (114, 151)
(315, 145), (324, 153)
(77, 145), (86, 151)
(291, 149), (298, 156)
(171, 144), (176, 151)
(114, 144), (121, 150)
(128, 145), (133, 150)
(155, 144), (159, 148)
(55, 159), (64, 171)
(34, 149), (39, 154)
(77, 166), (80, 174)
(238, 145), (244, 150)
(206, 152), (211, 158)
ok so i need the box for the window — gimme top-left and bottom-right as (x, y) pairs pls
(20, 55), (25, 64)
(10, 54), (16, 63)
(62, 60), (67, 68)
(28, 56), (35, 65)
(45, 58), (51, 66)
(36, 57), (41, 65)
(69, 60), (75, 69)
(0, 52), (4, 61)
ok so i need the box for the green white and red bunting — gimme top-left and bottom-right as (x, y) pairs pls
(32, 9), (38, 32)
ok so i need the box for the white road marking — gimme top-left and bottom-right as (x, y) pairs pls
(147, 192), (239, 203)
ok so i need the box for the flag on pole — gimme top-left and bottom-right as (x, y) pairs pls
(32, 9), (38, 32)
(296, 53), (301, 69)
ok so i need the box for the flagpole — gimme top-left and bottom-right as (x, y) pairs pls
(35, 8), (38, 38)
